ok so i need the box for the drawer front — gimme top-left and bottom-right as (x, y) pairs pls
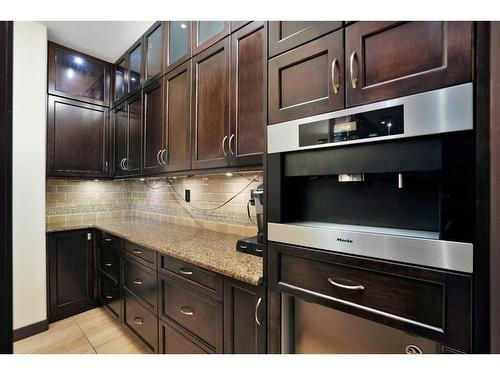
(159, 320), (212, 354)
(160, 277), (218, 348)
(124, 241), (156, 269)
(98, 245), (120, 281)
(98, 272), (121, 319)
(124, 294), (157, 352)
(100, 232), (122, 248)
(160, 255), (217, 291)
(123, 257), (157, 312)
(269, 242), (472, 351)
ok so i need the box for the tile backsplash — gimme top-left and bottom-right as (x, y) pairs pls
(46, 171), (262, 237)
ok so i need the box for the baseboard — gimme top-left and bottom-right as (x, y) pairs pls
(13, 319), (48, 342)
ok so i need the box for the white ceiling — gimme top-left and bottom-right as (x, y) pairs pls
(37, 21), (155, 62)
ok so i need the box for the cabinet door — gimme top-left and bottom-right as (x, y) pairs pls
(159, 320), (213, 354)
(128, 40), (143, 95)
(164, 61), (192, 172)
(191, 37), (230, 170)
(268, 21), (343, 58)
(47, 96), (108, 178)
(192, 21), (229, 55)
(165, 21), (191, 72)
(142, 80), (165, 175)
(48, 42), (110, 106)
(125, 92), (143, 175)
(268, 29), (344, 124)
(223, 278), (266, 354)
(112, 103), (128, 177)
(345, 21), (473, 107)
(145, 22), (165, 83)
(229, 21), (266, 167)
(47, 230), (94, 323)
(113, 54), (128, 106)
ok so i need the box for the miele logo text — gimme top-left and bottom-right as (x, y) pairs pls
(337, 238), (353, 243)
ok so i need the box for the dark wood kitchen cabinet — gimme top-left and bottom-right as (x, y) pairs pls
(345, 21), (473, 107)
(47, 95), (109, 178)
(144, 22), (165, 84)
(159, 319), (213, 354)
(165, 21), (192, 73)
(127, 39), (144, 95)
(113, 92), (142, 177)
(268, 29), (345, 124)
(191, 37), (230, 170)
(223, 278), (266, 354)
(268, 21), (343, 58)
(229, 21), (266, 167)
(47, 230), (95, 323)
(48, 42), (110, 107)
(142, 79), (165, 175)
(164, 61), (192, 172)
(192, 21), (230, 55)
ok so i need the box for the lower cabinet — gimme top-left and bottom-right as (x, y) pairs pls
(159, 319), (213, 354)
(98, 271), (121, 320)
(47, 230), (95, 323)
(123, 293), (158, 353)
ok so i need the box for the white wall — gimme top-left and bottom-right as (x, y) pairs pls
(12, 21), (47, 330)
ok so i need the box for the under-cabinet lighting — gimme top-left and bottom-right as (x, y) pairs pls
(94, 179), (99, 182)
(140, 178), (145, 181)
(225, 172), (233, 177)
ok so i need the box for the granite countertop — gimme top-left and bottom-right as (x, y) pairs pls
(46, 219), (263, 286)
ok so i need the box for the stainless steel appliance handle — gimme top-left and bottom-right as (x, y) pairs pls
(221, 135), (228, 156)
(229, 134), (235, 155)
(156, 149), (162, 165)
(328, 277), (365, 291)
(331, 58), (339, 95)
(255, 297), (262, 326)
(349, 51), (358, 89)
(180, 307), (194, 316)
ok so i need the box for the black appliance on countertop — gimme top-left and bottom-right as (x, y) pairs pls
(236, 184), (264, 257)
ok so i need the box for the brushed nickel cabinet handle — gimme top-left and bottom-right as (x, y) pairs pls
(221, 135), (228, 156)
(124, 158), (129, 171)
(104, 160), (108, 172)
(180, 307), (194, 316)
(161, 148), (167, 165)
(132, 249), (142, 254)
(228, 134), (235, 156)
(156, 149), (162, 165)
(120, 158), (125, 170)
(331, 57), (340, 95)
(179, 268), (193, 275)
(104, 262), (112, 267)
(327, 277), (365, 291)
(104, 238), (112, 242)
(105, 294), (113, 300)
(133, 317), (144, 325)
(133, 279), (143, 285)
(349, 51), (358, 89)
(255, 297), (262, 326)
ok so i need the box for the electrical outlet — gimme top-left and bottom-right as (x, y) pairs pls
(185, 189), (190, 202)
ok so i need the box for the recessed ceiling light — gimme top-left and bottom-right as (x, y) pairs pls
(180, 23), (187, 29)
(73, 56), (84, 65)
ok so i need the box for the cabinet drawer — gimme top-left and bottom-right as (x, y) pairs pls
(123, 257), (157, 312)
(268, 30), (345, 124)
(124, 294), (157, 352)
(98, 245), (120, 281)
(124, 241), (156, 269)
(98, 272), (121, 319)
(269, 242), (472, 351)
(100, 232), (122, 249)
(159, 275), (221, 349)
(159, 319), (213, 354)
(160, 255), (218, 292)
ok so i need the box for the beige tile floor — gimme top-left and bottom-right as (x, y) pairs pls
(14, 307), (151, 354)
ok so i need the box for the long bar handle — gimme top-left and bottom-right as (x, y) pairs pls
(328, 277), (365, 291)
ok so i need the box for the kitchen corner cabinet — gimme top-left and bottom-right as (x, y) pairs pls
(268, 29), (345, 124)
(223, 278), (266, 354)
(47, 230), (95, 323)
(47, 95), (109, 178)
(229, 21), (266, 167)
(192, 21), (230, 56)
(345, 21), (473, 107)
(268, 21), (343, 58)
(48, 42), (110, 107)
(191, 37), (231, 170)
(113, 92), (142, 177)
(142, 79), (165, 175)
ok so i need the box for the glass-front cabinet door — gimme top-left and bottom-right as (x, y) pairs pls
(166, 21), (191, 72)
(128, 41), (143, 94)
(192, 21), (229, 55)
(48, 42), (110, 106)
(113, 55), (127, 105)
(145, 22), (164, 82)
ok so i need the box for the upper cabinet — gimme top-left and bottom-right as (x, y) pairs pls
(128, 40), (143, 94)
(268, 29), (345, 124)
(113, 54), (128, 105)
(268, 21), (343, 58)
(142, 79), (165, 175)
(145, 22), (165, 83)
(345, 21), (473, 107)
(48, 42), (110, 107)
(165, 21), (192, 72)
(192, 21), (230, 55)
